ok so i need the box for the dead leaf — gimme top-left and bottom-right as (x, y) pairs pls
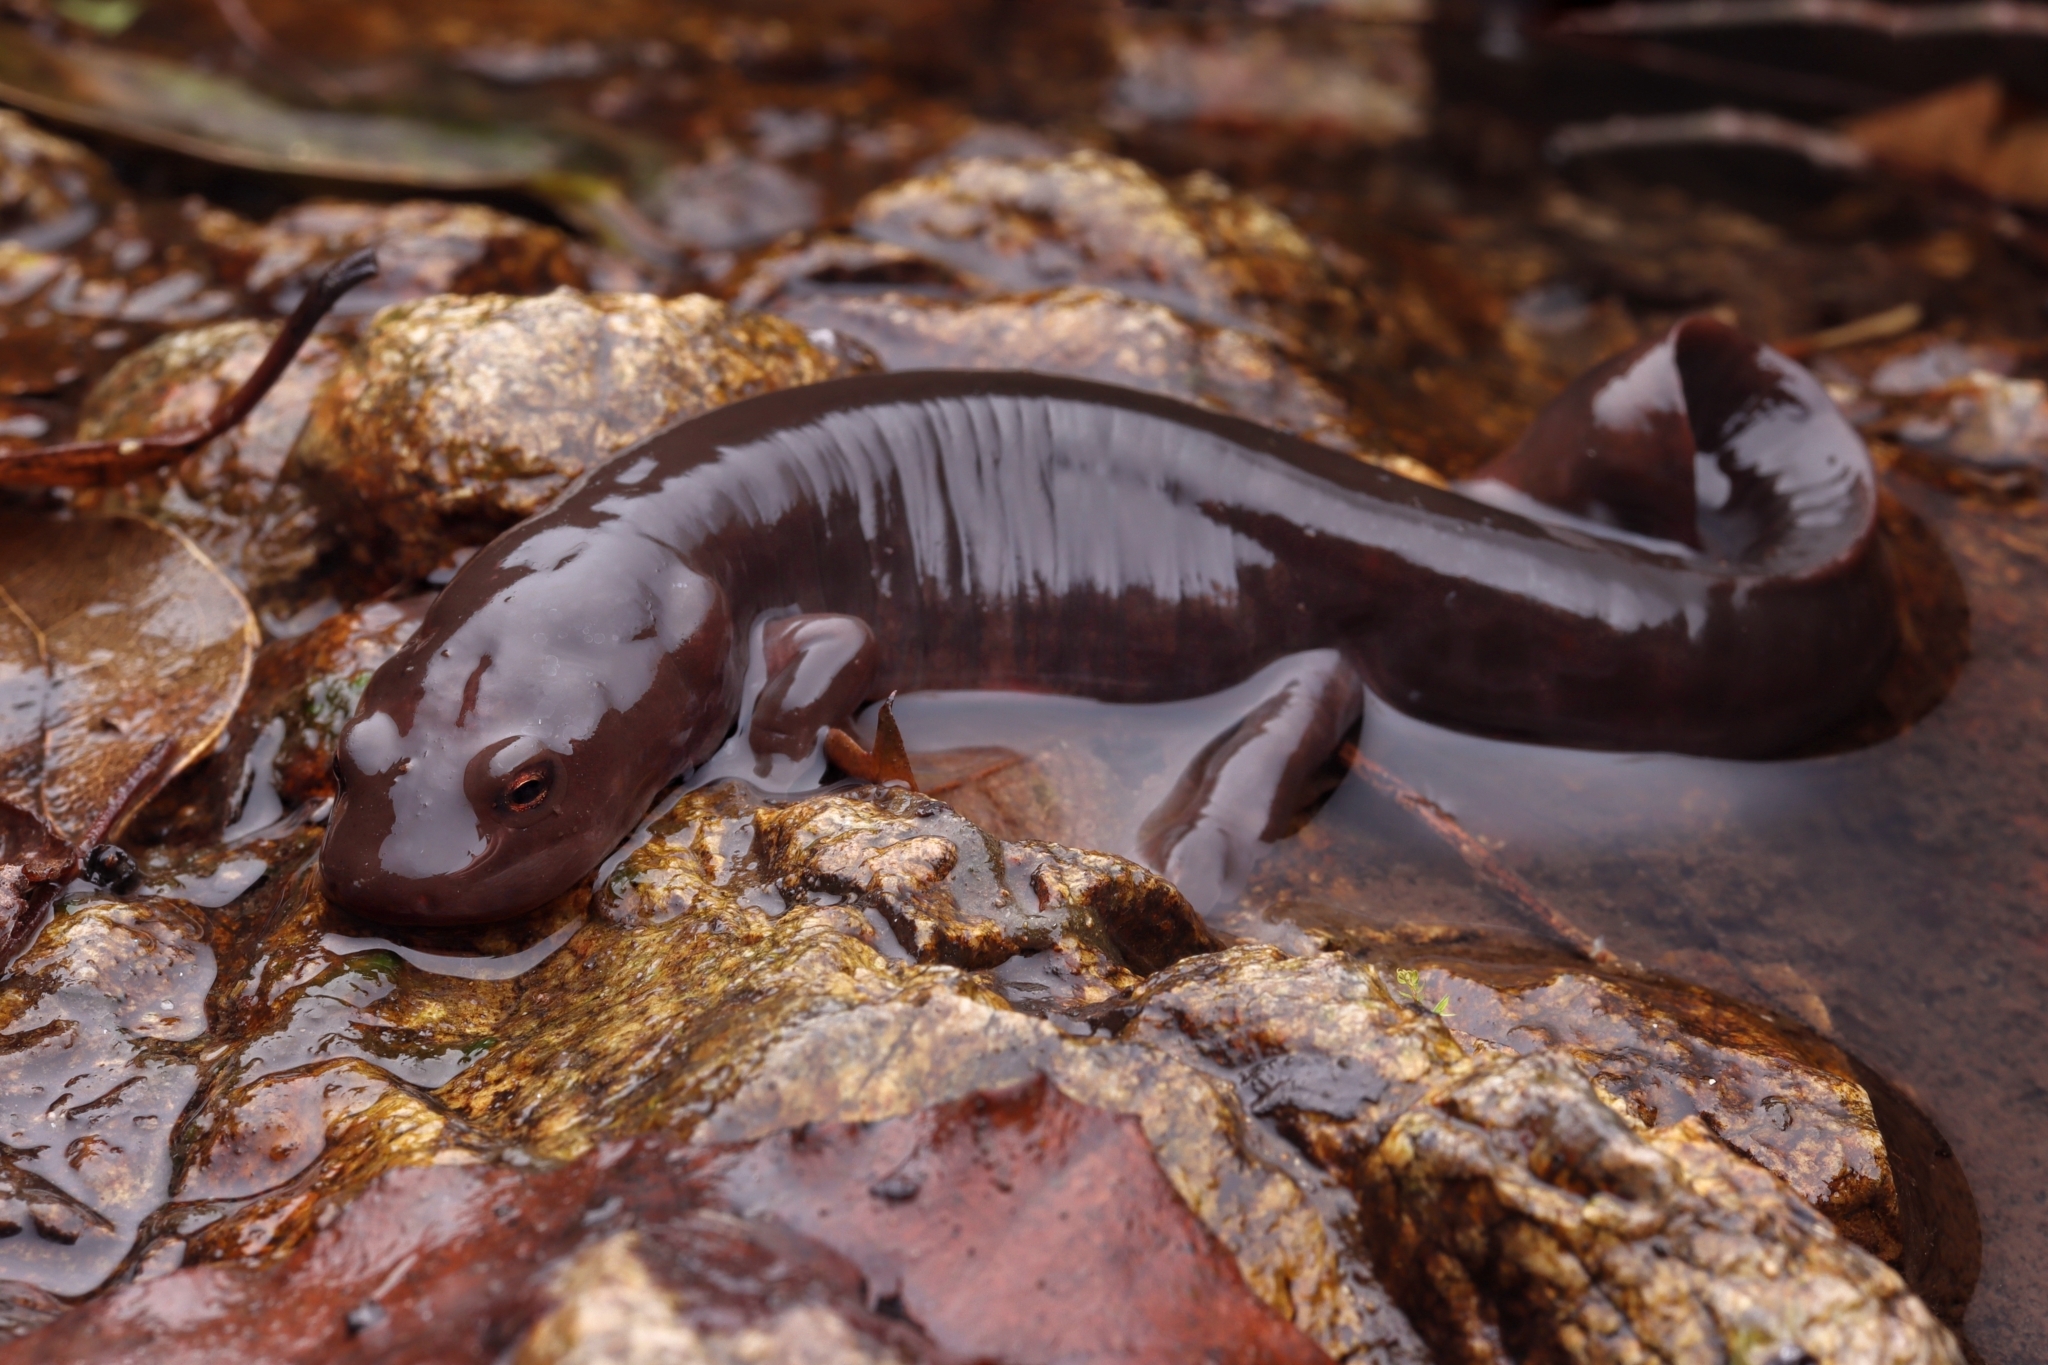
(1845, 78), (2048, 209)
(0, 796), (78, 961)
(0, 34), (568, 189)
(0, 510), (255, 842)
(823, 694), (921, 789)
(711, 1078), (1334, 1364)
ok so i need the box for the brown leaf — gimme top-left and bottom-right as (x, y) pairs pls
(0, 34), (569, 190)
(823, 694), (922, 790)
(713, 1077), (1333, 1365)
(1845, 78), (2048, 210)
(0, 510), (255, 843)
(870, 693), (918, 789)
(0, 796), (71, 872)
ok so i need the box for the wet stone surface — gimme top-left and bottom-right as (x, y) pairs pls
(0, 779), (1965, 1363)
(0, 897), (211, 1297)
(69, 317), (347, 593)
(844, 150), (1361, 350)
(729, 147), (1379, 450)
(0, 114), (607, 452)
(6, 1080), (1336, 1365)
(767, 284), (1362, 450)
(289, 289), (872, 583)
(196, 199), (595, 317)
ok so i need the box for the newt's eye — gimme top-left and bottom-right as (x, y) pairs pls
(499, 764), (555, 815)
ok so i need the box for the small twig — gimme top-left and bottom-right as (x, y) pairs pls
(1546, 108), (1871, 173)
(1777, 302), (1924, 358)
(1556, 0), (2048, 39)
(1341, 744), (1614, 964)
(0, 248), (378, 487)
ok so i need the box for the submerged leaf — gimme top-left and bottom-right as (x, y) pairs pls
(0, 32), (568, 189)
(51, 0), (144, 37)
(0, 510), (256, 842)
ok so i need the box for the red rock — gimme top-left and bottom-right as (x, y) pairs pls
(3, 1079), (1325, 1365)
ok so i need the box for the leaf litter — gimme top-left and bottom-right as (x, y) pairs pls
(0, 247), (374, 956)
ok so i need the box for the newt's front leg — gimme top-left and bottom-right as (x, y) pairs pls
(746, 614), (881, 775)
(1138, 650), (1363, 915)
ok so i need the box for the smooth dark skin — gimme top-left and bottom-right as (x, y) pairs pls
(321, 318), (1896, 925)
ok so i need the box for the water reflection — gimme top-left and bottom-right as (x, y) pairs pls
(320, 917), (582, 982)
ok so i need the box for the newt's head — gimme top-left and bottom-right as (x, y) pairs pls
(319, 525), (731, 926)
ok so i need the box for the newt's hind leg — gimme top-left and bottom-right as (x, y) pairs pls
(1138, 649), (1363, 916)
(746, 614), (880, 775)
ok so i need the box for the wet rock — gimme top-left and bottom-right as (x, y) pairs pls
(732, 152), (1375, 443)
(1888, 371), (2048, 491)
(0, 245), (65, 316)
(1785, 333), (2048, 497)
(70, 318), (347, 590)
(1105, 5), (1429, 150)
(746, 785), (1222, 980)
(730, 234), (971, 310)
(640, 153), (822, 258)
(170, 1058), (406, 1205)
(918, 123), (1072, 172)
(701, 1077), (1332, 1364)
(0, 1282), (59, 1340)
(0, 896), (211, 1296)
(9, 1134), (941, 1365)
(0, 109), (115, 252)
(289, 290), (871, 582)
(9, 1079), (1331, 1364)
(0, 117), (240, 403)
(132, 595), (431, 845)
(1410, 954), (1906, 1260)
(844, 151), (1366, 362)
(56, 784), (1963, 1363)
(1357, 1051), (1957, 1365)
(1128, 949), (1960, 1362)
(769, 285), (1360, 448)
(196, 199), (590, 316)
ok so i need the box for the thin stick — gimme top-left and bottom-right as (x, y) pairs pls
(1777, 302), (1923, 358)
(0, 248), (378, 487)
(1546, 108), (1870, 172)
(1556, 0), (2048, 39)
(1341, 744), (1614, 964)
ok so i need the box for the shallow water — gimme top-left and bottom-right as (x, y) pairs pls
(860, 477), (2047, 1363)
